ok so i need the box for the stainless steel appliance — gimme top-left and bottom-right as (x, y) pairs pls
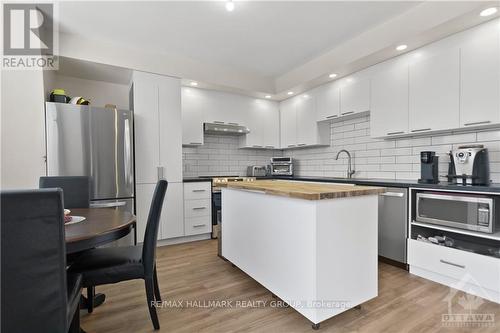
(448, 145), (490, 185)
(45, 102), (135, 213)
(418, 151), (439, 184)
(379, 188), (408, 264)
(204, 122), (250, 135)
(270, 157), (293, 176)
(247, 165), (267, 177)
(416, 192), (497, 233)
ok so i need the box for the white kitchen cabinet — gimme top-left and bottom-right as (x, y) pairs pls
(280, 97), (298, 148)
(203, 90), (245, 126)
(370, 62), (409, 138)
(181, 88), (204, 146)
(340, 77), (370, 116)
(263, 105), (280, 149)
(296, 94), (317, 146)
(183, 182), (211, 236)
(460, 25), (500, 128)
(239, 99), (280, 149)
(314, 82), (340, 122)
(409, 49), (460, 134)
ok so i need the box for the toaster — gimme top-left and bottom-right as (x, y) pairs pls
(247, 165), (267, 177)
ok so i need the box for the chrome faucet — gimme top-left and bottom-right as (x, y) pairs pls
(335, 149), (355, 179)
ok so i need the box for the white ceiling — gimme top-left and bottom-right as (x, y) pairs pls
(58, 1), (419, 78)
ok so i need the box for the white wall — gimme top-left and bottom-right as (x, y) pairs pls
(50, 75), (130, 109)
(1, 70), (46, 189)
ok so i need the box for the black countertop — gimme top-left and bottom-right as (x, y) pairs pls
(183, 176), (500, 193)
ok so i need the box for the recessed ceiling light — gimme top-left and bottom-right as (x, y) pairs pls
(265, 95), (272, 99)
(190, 81), (198, 86)
(225, 0), (235, 12)
(480, 7), (498, 17)
(287, 91), (294, 95)
(396, 44), (408, 51)
(329, 73), (338, 79)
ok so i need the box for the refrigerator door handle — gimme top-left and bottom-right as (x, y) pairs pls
(124, 118), (132, 190)
(90, 201), (127, 208)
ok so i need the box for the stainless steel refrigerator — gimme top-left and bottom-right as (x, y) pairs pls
(45, 102), (135, 213)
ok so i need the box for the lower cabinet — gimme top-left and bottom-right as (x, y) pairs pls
(136, 182), (184, 241)
(183, 182), (212, 236)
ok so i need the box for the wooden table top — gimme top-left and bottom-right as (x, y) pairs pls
(65, 208), (136, 253)
(225, 180), (385, 200)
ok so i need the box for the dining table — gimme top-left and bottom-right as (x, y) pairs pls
(65, 207), (137, 311)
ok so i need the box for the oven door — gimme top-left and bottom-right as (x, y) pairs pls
(271, 164), (292, 175)
(416, 193), (493, 233)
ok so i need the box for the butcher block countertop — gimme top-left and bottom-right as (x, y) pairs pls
(225, 180), (385, 200)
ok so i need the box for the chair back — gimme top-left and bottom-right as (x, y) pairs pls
(1, 189), (69, 333)
(142, 179), (168, 277)
(39, 176), (90, 208)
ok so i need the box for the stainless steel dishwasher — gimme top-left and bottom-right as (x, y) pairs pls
(378, 187), (408, 265)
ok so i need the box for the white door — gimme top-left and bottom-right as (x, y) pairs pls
(181, 87), (204, 145)
(262, 101), (280, 149)
(371, 62), (409, 138)
(340, 78), (370, 116)
(280, 98), (297, 148)
(240, 99), (265, 148)
(133, 75), (160, 184)
(460, 25), (500, 128)
(296, 94), (316, 146)
(409, 49), (460, 134)
(314, 82), (340, 121)
(158, 76), (183, 182)
(160, 182), (185, 239)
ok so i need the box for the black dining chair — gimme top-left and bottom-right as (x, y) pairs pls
(69, 179), (168, 330)
(39, 176), (90, 208)
(1, 189), (83, 333)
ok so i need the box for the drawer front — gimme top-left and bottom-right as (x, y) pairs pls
(184, 182), (211, 200)
(185, 216), (211, 236)
(408, 239), (500, 291)
(184, 199), (211, 218)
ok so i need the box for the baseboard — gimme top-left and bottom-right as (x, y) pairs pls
(378, 256), (408, 271)
(157, 233), (211, 246)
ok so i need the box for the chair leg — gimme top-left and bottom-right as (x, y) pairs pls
(69, 305), (81, 333)
(153, 266), (162, 302)
(145, 277), (160, 330)
(87, 287), (95, 313)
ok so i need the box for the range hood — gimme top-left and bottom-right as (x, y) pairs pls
(204, 122), (250, 136)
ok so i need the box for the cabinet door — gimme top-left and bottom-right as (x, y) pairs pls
(181, 88), (204, 146)
(296, 94), (317, 146)
(241, 99), (265, 148)
(160, 182), (184, 239)
(340, 78), (370, 116)
(158, 77), (183, 182)
(133, 75), (160, 184)
(279, 98), (297, 148)
(314, 82), (340, 121)
(135, 183), (157, 242)
(409, 49), (460, 133)
(460, 26), (500, 128)
(371, 63), (409, 138)
(262, 101), (280, 149)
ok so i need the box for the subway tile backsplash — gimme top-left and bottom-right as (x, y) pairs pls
(182, 116), (500, 182)
(283, 115), (500, 182)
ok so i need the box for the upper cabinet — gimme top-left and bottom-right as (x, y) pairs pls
(460, 25), (500, 128)
(409, 49), (460, 134)
(313, 82), (340, 122)
(239, 99), (280, 149)
(370, 61), (409, 138)
(182, 88), (204, 146)
(340, 77), (370, 116)
(280, 98), (297, 148)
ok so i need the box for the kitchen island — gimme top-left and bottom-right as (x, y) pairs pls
(221, 180), (385, 329)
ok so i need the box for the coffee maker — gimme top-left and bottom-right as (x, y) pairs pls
(418, 151), (439, 184)
(447, 145), (490, 185)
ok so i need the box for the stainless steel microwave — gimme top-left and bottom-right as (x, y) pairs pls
(416, 192), (496, 233)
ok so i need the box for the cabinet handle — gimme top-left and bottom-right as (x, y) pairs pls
(380, 192), (404, 198)
(213, 121), (224, 124)
(252, 145), (263, 148)
(192, 189), (206, 192)
(287, 144), (296, 147)
(326, 115), (338, 119)
(387, 131), (405, 136)
(228, 122), (239, 126)
(265, 145), (275, 148)
(189, 142), (202, 145)
(439, 259), (465, 269)
(341, 111), (355, 116)
(193, 224), (207, 228)
(192, 207), (207, 210)
(464, 121), (491, 126)
(157, 166), (164, 180)
(411, 128), (431, 133)
(297, 143), (307, 146)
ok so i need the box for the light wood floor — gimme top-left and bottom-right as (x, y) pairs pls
(81, 240), (500, 333)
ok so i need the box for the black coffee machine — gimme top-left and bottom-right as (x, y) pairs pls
(418, 151), (439, 184)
